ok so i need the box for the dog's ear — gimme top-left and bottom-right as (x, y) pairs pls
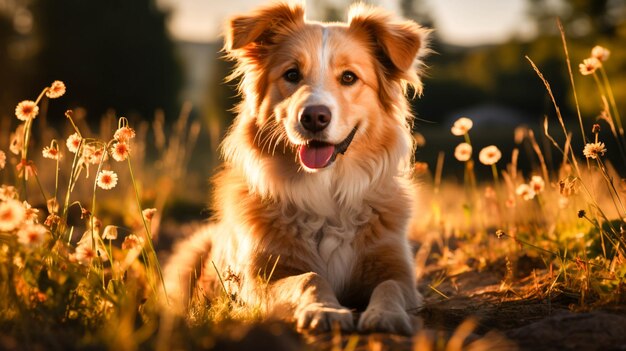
(348, 4), (429, 86)
(224, 2), (305, 52)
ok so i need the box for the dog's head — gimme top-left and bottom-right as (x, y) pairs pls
(223, 2), (429, 176)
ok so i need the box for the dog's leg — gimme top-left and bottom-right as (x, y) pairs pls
(357, 279), (421, 335)
(269, 272), (354, 333)
(355, 242), (422, 335)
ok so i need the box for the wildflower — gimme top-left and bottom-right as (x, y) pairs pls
(110, 142), (130, 162)
(559, 176), (578, 197)
(583, 142), (606, 159)
(122, 234), (144, 250)
(142, 208), (157, 221)
(17, 223), (48, 248)
(579, 57), (601, 76)
(114, 126), (136, 142)
(451, 117), (473, 136)
(478, 145), (502, 165)
(529, 176), (545, 194)
(454, 142), (472, 162)
(591, 45), (610, 62)
(15, 100), (39, 121)
(83, 145), (106, 165)
(102, 225), (118, 240)
(22, 201), (39, 223)
(577, 210), (586, 219)
(97, 170), (118, 190)
(16, 159), (36, 180)
(75, 244), (98, 265)
(516, 183), (536, 201)
(66, 133), (82, 153)
(46, 80), (66, 99)
(592, 124), (601, 134)
(0, 185), (17, 201)
(42, 145), (62, 160)
(44, 214), (61, 227)
(495, 230), (505, 239)
(0, 150), (5, 169)
(0, 200), (26, 232)
(9, 125), (24, 155)
(47, 198), (59, 213)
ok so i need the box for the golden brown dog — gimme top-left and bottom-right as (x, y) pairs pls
(164, 2), (429, 335)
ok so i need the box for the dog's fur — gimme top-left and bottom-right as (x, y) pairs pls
(164, 2), (429, 335)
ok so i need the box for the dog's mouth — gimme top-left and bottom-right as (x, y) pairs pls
(298, 127), (358, 170)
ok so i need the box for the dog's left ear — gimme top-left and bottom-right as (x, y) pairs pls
(348, 4), (429, 86)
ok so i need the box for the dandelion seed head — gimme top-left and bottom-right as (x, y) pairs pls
(478, 145), (502, 165)
(591, 45), (610, 62)
(46, 80), (66, 99)
(454, 142), (472, 162)
(66, 133), (81, 153)
(15, 100), (39, 121)
(579, 57), (601, 75)
(583, 142), (606, 159)
(0, 199), (26, 232)
(451, 117), (473, 136)
(96, 170), (118, 190)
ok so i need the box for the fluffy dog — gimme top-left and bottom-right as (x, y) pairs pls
(164, 2), (429, 335)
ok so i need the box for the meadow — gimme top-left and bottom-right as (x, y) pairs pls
(1, 30), (626, 351)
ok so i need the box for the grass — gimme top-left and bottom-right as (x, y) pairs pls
(1, 31), (625, 350)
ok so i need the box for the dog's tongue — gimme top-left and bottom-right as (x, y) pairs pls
(299, 144), (334, 169)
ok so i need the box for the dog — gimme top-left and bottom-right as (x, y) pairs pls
(163, 2), (429, 335)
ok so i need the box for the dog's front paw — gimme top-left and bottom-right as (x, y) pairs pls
(357, 308), (414, 335)
(296, 303), (354, 333)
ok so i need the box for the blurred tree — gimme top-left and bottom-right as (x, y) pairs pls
(31, 0), (182, 123)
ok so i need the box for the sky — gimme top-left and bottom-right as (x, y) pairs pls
(157, 0), (536, 46)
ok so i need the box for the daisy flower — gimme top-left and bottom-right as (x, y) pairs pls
(111, 141), (130, 162)
(46, 80), (66, 99)
(75, 244), (98, 265)
(579, 57), (601, 76)
(583, 142), (607, 159)
(0, 185), (17, 201)
(451, 117), (473, 136)
(15, 100), (39, 121)
(114, 126), (136, 142)
(454, 142), (472, 162)
(478, 145), (502, 165)
(83, 145), (106, 165)
(0, 199), (26, 232)
(97, 170), (118, 190)
(516, 184), (536, 201)
(102, 225), (118, 240)
(42, 146), (62, 160)
(0, 150), (5, 169)
(22, 201), (39, 223)
(591, 45), (610, 62)
(529, 176), (545, 194)
(17, 223), (48, 248)
(142, 208), (157, 221)
(66, 133), (82, 153)
(122, 234), (144, 250)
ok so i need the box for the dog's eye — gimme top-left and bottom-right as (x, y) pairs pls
(340, 71), (357, 86)
(283, 68), (301, 83)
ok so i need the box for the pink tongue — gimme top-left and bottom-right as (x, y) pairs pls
(299, 144), (335, 169)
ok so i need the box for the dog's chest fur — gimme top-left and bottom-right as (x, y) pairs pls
(298, 205), (374, 294)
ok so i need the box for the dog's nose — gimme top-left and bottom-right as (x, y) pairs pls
(300, 105), (331, 132)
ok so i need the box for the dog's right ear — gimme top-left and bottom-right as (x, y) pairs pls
(224, 2), (305, 52)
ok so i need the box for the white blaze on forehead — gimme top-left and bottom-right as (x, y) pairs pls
(319, 26), (329, 78)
